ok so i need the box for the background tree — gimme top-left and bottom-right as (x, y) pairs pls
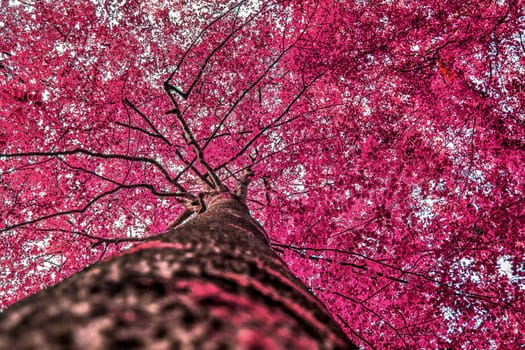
(1, 0), (524, 348)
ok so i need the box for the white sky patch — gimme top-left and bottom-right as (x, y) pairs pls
(8, 0), (22, 7)
(165, 159), (186, 175)
(238, 0), (263, 19)
(119, 204), (155, 240)
(464, 169), (494, 195)
(54, 41), (68, 55)
(21, 209), (33, 221)
(41, 89), (50, 102)
(102, 70), (113, 82)
(441, 306), (461, 335)
(36, 254), (66, 275)
(458, 256), (474, 268)
(469, 75), (486, 94)
(291, 164), (306, 193)
(266, 129), (283, 152)
(358, 96), (371, 116)
(126, 220), (148, 238)
(411, 184), (445, 227)
(497, 256), (514, 280)
(307, 271), (321, 289)
(495, 256), (525, 290)
(113, 214), (126, 231)
(95, 163), (106, 176)
(273, 3), (292, 31)
(16, 236), (65, 281)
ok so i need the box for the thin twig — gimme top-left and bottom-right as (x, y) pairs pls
(167, 1), (266, 99)
(115, 121), (169, 142)
(122, 98), (172, 146)
(333, 291), (409, 348)
(216, 72), (324, 170)
(166, 0), (250, 86)
(337, 315), (377, 350)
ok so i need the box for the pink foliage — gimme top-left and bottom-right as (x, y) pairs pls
(1, 0), (524, 348)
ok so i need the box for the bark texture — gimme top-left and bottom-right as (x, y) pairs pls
(0, 193), (357, 349)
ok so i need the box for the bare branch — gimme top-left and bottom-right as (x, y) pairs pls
(202, 46), (294, 152)
(1, 186), (123, 233)
(274, 243), (408, 284)
(216, 72), (324, 170)
(166, 0), (250, 86)
(1, 180), (194, 234)
(166, 1), (262, 99)
(115, 121), (168, 142)
(332, 291), (409, 347)
(337, 315), (378, 350)
(172, 148), (214, 188)
(197, 130), (253, 143)
(202, 1), (321, 152)
(1, 148), (187, 193)
(58, 158), (195, 201)
(34, 227), (148, 248)
(120, 98), (212, 187)
(164, 83), (226, 192)
(122, 98), (172, 146)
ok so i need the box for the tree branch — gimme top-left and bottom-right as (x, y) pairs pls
(165, 1), (262, 99)
(337, 315), (378, 350)
(1, 186), (123, 232)
(1, 148), (188, 193)
(234, 166), (254, 203)
(115, 121), (169, 143)
(166, 0), (250, 87)
(332, 291), (409, 348)
(164, 83), (226, 192)
(216, 72), (324, 170)
(122, 98), (172, 146)
(34, 227), (149, 248)
(57, 158), (194, 200)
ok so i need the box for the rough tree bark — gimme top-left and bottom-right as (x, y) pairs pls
(0, 190), (358, 349)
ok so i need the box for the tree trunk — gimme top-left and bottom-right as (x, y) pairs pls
(0, 193), (357, 349)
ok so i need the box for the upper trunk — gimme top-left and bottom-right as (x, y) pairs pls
(0, 193), (357, 349)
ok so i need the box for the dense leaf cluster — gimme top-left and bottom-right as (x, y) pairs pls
(1, 0), (523, 348)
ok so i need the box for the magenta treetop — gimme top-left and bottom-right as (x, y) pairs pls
(1, 1), (523, 348)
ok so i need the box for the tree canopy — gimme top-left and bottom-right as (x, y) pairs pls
(1, 0), (524, 348)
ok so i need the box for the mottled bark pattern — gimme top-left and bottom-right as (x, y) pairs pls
(0, 194), (356, 349)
